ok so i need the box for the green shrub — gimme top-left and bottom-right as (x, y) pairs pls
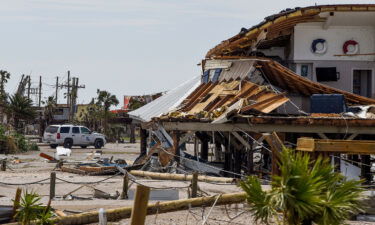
(29, 142), (39, 151)
(12, 132), (29, 152)
(240, 148), (364, 225)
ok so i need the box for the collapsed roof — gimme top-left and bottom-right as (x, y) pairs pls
(206, 4), (375, 58)
(156, 58), (375, 121)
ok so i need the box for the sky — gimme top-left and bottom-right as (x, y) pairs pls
(1, 0), (373, 107)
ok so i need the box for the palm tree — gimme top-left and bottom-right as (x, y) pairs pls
(8, 94), (37, 132)
(95, 89), (119, 135)
(240, 148), (364, 225)
(43, 96), (57, 126)
(0, 70), (10, 103)
(0, 70), (10, 121)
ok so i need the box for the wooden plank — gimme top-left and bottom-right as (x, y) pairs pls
(296, 138), (375, 154)
(61, 166), (86, 175)
(240, 94), (288, 113)
(296, 138), (315, 151)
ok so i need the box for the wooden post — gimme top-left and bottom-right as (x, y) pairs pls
(191, 172), (198, 198)
(214, 141), (222, 161)
(1, 159), (6, 171)
(140, 128), (147, 156)
(130, 124), (136, 143)
(130, 185), (150, 225)
(120, 173), (129, 199)
(12, 188), (22, 220)
(194, 136), (199, 157)
(247, 143), (254, 175)
(50, 172), (56, 199)
(361, 155), (371, 184)
(172, 131), (180, 164)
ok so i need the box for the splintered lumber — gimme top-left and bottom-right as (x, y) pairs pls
(297, 137), (375, 154)
(129, 170), (235, 183)
(61, 166), (86, 175)
(39, 153), (57, 161)
(53, 192), (247, 224)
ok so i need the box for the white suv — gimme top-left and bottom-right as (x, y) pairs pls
(43, 125), (106, 149)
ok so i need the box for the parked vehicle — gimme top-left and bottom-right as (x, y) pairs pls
(43, 125), (106, 149)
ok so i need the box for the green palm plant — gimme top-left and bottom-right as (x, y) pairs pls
(240, 148), (364, 225)
(14, 190), (52, 225)
(7, 93), (37, 132)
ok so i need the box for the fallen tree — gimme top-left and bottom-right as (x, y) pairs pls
(129, 170), (236, 183)
(53, 192), (246, 225)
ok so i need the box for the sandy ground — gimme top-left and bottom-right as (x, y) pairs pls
(1, 143), (375, 224)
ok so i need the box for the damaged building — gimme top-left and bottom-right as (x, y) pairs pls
(131, 4), (375, 183)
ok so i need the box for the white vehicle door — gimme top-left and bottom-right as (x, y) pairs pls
(71, 126), (82, 145)
(80, 127), (92, 145)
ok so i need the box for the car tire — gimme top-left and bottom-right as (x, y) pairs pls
(81, 146), (87, 149)
(50, 144), (58, 149)
(63, 139), (73, 149)
(94, 139), (103, 149)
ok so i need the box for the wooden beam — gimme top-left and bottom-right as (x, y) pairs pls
(297, 138), (375, 154)
(231, 132), (251, 149)
(161, 122), (375, 134)
(264, 132), (284, 176)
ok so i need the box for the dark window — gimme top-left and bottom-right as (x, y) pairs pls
(202, 70), (210, 83)
(45, 126), (58, 133)
(60, 127), (70, 133)
(81, 127), (91, 134)
(316, 67), (339, 82)
(72, 127), (80, 134)
(301, 65), (309, 77)
(211, 68), (222, 82)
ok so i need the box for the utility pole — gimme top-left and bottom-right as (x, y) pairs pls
(55, 76), (59, 103)
(59, 71), (85, 122)
(38, 76), (42, 107)
(67, 71), (70, 106)
(27, 76), (31, 100)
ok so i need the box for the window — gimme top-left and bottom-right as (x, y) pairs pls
(72, 127), (80, 134)
(202, 70), (210, 83)
(60, 127), (70, 133)
(211, 69), (222, 82)
(45, 126), (58, 134)
(316, 67), (339, 82)
(301, 65), (309, 77)
(81, 127), (91, 134)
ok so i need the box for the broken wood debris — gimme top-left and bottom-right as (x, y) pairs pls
(52, 192), (247, 224)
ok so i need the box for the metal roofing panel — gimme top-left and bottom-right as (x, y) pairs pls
(129, 76), (200, 122)
(204, 59), (255, 82)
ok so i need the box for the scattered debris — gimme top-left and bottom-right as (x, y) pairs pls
(55, 147), (72, 159)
